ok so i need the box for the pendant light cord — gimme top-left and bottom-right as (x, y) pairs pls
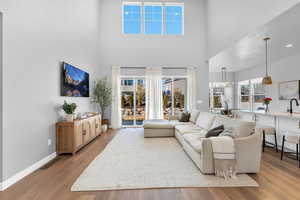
(265, 38), (269, 76)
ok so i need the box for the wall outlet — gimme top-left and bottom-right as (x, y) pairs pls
(48, 139), (52, 146)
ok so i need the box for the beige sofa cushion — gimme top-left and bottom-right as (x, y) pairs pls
(196, 112), (215, 130)
(182, 134), (204, 153)
(143, 120), (175, 129)
(175, 125), (207, 135)
(213, 116), (255, 138)
(190, 109), (200, 123)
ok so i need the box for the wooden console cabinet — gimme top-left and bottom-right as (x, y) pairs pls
(56, 114), (102, 155)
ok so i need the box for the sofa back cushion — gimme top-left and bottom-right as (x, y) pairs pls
(196, 112), (215, 130)
(233, 120), (255, 138)
(213, 116), (255, 138)
(190, 109), (200, 123)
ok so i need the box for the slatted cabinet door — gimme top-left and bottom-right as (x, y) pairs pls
(74, 121), (84, 150)
(56, 123), (74, 154)
(89, 117), (96, 138)
(82, 119), (91, 144)
(95, 115), (102, 135)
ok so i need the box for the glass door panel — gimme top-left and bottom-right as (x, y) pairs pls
(173, 78), (187, 117)
(135, 79), (146, 125)
(121, 78), (146, 127)
(162, 77), (187, 120)
(121, 90), (134, 126)
(162, 78), (172, 120)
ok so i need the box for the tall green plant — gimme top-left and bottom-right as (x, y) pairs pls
(92, 77), (112, 118)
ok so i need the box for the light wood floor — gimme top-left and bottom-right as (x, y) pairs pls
(1, 128), (300, 200)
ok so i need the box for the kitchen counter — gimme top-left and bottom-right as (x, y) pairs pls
(234, 110), (300, 120)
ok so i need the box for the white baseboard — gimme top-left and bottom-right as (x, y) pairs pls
(0, 152), (57, 191)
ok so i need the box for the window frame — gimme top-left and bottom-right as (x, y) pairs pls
(122, 2), (184, 35)
(238, 78), (265, 112)
(162, 76), (188, 119)
(122, 2), (143, 35)
(209, 82), (233, 109)
(143, 2), (164, 35)
(120, 76), (147, 128)
(164, 3), (185, 35)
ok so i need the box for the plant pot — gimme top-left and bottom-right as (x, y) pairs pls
(65, 114), (74, 122)
(101, 124), (108, 132)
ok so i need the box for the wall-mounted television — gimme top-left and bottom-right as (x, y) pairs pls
(61, 62), (89, 97)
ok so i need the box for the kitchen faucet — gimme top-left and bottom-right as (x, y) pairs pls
(288, 98), (299, 114)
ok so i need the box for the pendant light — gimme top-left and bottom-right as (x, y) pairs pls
(221, 67), (227, 81)
(262, 37), (272, 85)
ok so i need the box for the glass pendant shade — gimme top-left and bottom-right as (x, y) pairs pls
(262, 76), (272, 85)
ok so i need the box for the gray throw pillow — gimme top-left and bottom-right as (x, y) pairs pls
(205, 125), (224, 138)
(179, 112), (191, 122)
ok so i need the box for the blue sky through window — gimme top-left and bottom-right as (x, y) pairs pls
(123, 5), (141, 34)
(144, 5), (163, 34)
(165, 6), (183, 35)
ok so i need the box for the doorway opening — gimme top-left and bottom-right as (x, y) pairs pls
(121, 77), (146, 127)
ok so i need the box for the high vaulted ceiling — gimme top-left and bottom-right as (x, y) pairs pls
(209, 2), (300, 72)
(206, 0), (300, 58)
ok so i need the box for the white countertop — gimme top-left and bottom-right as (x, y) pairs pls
(234, 110), (300, 120)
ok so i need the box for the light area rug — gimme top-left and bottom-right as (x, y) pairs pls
(71, 129), (258, 191)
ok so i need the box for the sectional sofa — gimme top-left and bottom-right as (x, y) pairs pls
(143, 110), (263, 174)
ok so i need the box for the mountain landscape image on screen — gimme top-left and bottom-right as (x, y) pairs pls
(61, 62), (89, 97)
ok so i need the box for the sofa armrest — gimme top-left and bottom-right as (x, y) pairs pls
(234, 131), (263, 173)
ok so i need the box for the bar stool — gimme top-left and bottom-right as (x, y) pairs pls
(256, 125), (278, 152)
(281, 131), (300, 168)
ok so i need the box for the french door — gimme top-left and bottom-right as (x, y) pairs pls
(121, 78), (146, 127)
(162, 77), (187, 120)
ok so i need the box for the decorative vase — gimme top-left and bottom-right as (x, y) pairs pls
(101, 124), (108, 132)
(65, 114), (74, 122)
(265, 104), (270, 113)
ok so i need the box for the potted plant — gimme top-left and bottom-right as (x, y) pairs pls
(92, 77), (112, 132)
(263, 97), (272, 112)
(62, 101), (77, 122)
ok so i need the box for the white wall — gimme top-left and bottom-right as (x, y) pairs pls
(0, 0), (101, 181)
(206, 0), (300, 57)
(99, 0), (209, 111)
(0, 12), (3, 182)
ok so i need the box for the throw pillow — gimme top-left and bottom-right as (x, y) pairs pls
(179, 112), (191, 122)
(205, 125), (224, 138)
(190, 109), (200, 123)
